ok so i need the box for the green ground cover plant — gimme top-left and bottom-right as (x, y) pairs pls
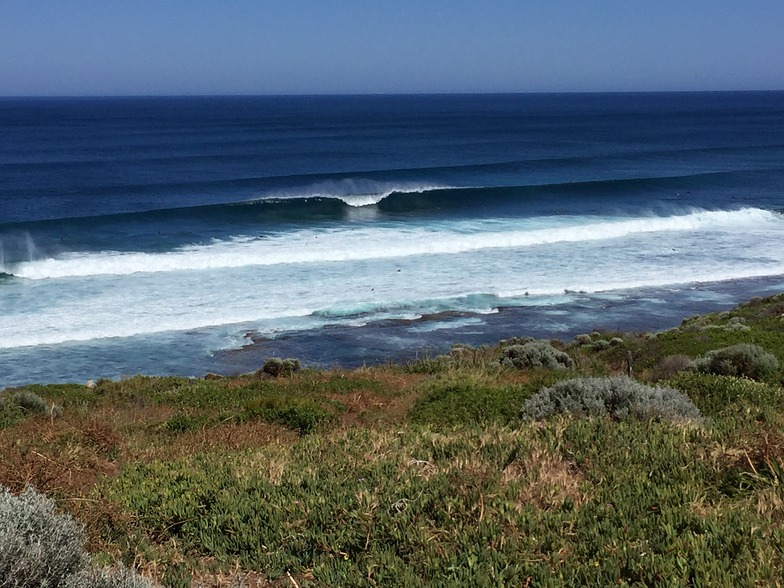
(410, 372), (561, 426)
(668, 372), (782, 418)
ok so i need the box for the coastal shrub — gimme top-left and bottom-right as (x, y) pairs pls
(0, 485), (155, 588)
(521, 376), (701, 422)
(691, 343), (779, 381)
(9, 390), (49, 413)
(609, 337), (625, 347)
(1, 391), (61, 429)
(0, 389), (61, 422)
(0, 485), (88, 588)
(574, 334), (593, 346)
(591, 339), (611, 352)
(500, 341), (574, 370)
(728, 316), (749, 328)
(261, 357), (300, 378)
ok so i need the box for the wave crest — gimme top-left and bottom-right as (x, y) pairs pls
(266, 178), (451, 207)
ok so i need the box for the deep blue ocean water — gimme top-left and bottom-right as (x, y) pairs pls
(1, 93), (783, 386)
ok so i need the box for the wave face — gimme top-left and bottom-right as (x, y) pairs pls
(2, 92), (784, 385)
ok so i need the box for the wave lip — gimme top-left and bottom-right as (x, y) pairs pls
(12, 207), (782, 281)
(265, 178), (452, 208)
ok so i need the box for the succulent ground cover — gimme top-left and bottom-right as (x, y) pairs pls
(2, 293), (784, 587)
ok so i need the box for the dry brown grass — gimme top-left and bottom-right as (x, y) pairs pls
(0, 414), (116, 496)
(502, 446), (585, 510)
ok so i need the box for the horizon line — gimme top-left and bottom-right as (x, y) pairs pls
(2, 89), (784, 100)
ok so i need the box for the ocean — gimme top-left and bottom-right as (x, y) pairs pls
(1, 92), (783, 387)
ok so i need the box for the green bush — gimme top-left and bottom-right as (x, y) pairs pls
(0, 390), (62, 428)
(521, 376), (702, 422)
(690, 343), (779, 381)
(261, 357), (301, 377)
(9, 390), (49, 413)
(500, 341), (573, 370)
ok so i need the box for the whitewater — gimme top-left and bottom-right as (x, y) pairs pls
(9, 207), (780, 280)
(1, 93), (783, 385)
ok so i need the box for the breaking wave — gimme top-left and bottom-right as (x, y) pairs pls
(12, 207), (782, 280)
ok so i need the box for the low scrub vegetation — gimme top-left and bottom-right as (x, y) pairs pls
(0, 485), (153, 588)
(521, 376), (702, 422)
(690, 342), (779, 381)
(260, 357), (301, 378)
(0, 389), (61, 428)
(3, 293), (784, 586)
(500, 340), (574, 370)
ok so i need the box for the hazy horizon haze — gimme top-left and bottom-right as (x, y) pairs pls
(2, 1), (783, 96)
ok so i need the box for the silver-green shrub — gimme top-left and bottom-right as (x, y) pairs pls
(9, 390), (49, 413)
(0, 486), (155, 588)
(0, 390), (62, 420)
(0, 486), (88, 588)
(500, 341), (573, 370)
(574, 334), (593, 346)
(691, 343), (779, 381)
(521, 376), (702, 422)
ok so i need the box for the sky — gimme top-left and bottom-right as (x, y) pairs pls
(1, 0), (783, 96)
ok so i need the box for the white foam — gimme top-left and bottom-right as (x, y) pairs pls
(267, 178), (450, 207)
(3, 206), (783, 350)
(497, 265), (784, 299)
(14, 208), (782, 280)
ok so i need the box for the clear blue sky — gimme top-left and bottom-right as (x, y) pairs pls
(2, 0), (783, 96)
